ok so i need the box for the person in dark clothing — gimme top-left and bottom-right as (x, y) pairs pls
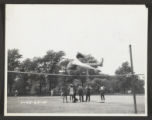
(85, 85), (91, 102)
(99, 85), (105, 102)
(73, 85), (78, 103)
(78, 85), (84, 102)
(62, 85), (69, 103)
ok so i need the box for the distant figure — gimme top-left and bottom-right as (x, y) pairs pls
(69, 84), (74, 102)
(60, 88), (63, 96)
(62, 85), (68, 103)
(51, 89), (54, 96)
(99, 85), (105, 102)
(78, 85), (84, 102)
(14, 90), (18, 96)
(73, 85), (78, 103)
(85, 85), (91, 102)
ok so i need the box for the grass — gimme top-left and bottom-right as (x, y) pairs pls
(7, 95), (145, 114)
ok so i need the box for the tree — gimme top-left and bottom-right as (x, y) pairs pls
(90, 78), (105, 94)
(39, 50), (65, 93)
(42, 50), (65, 73)
(9, 50), (66, 96)
(8, 49), (22, 71)
(115, 61), (132, 93)
(115, 62), (132, 75)
(115, 61), (145, 94)
(19, 58), (36, 95)
(8, 49), (22, 95)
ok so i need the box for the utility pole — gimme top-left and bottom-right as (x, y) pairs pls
(129, 44), (137, 113)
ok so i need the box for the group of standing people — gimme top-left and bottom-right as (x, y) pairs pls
(61, 84), (105, 103)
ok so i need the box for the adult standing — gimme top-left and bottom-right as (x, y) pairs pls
(99, 85), (105, 102)
(78, 85), (84, 102)
(62, 85), (68, 103)
(50, 89), (54, 96)
(69, 84), (74, 102)
(73, 85), (78, 103)
(85, 85), (91, 102)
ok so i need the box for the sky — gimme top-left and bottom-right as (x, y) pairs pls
(6, 5), (148, 75)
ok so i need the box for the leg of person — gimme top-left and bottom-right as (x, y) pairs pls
(71, 95), (73, 102)
(103, 94), (105, 101)
(82, 95), (84, 102)
(66, 95), (68, 103)
(79, 95), (81, 102)
(88, 95), (90, 102)
(63, 96), (65, 103)
(72, 94), (75, 100)
(86, 95), (88, 102)
(72, 95), (73, 101)
(100, 94), (102, 101)
(73, 94), (76, 102)
(101, 94), (104, 102)
(80, 95), (83, 102)
(70, 95), (71, 101)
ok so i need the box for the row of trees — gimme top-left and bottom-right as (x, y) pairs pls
(7, 49), (144, 96)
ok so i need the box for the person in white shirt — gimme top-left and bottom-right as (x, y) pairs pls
(99, 85), (105, 102)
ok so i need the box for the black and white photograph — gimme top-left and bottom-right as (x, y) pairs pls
(5, 4), (147, 116)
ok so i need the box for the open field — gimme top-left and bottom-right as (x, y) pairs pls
(7, 95), (145, 114)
